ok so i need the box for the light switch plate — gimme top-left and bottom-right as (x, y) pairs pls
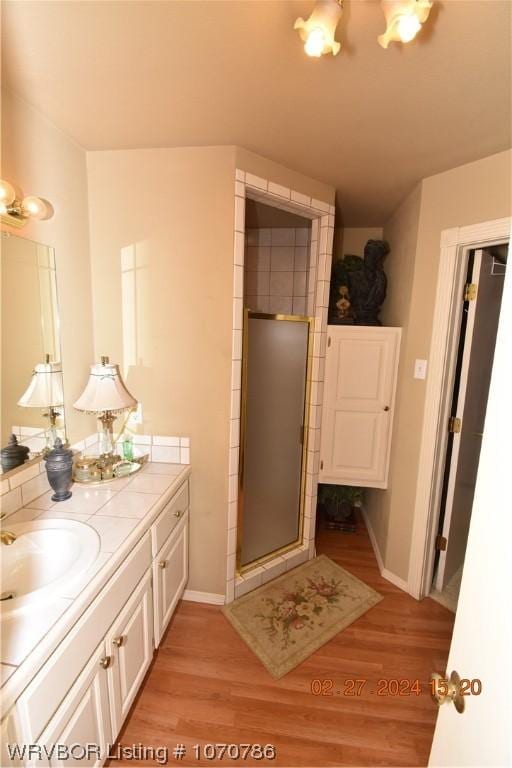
(414, 359), (428, 380)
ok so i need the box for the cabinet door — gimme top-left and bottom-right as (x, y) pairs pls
(106, 570), (153, 740)
(39, 642), (112, 767)
(153, 511), (189, 647)
(320, 326), (401, 488)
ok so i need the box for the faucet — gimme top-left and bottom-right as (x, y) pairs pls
(0, 514), (17, 545)
(1, 530), (17, 545)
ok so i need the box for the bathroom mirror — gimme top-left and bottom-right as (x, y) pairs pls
(1, 232), (66, 477)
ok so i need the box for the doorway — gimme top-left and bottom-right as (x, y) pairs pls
(237, 200), (313, 573)
(429, 246), (507, 612)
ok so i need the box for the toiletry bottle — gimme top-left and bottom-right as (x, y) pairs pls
(123, 435), (134, 461)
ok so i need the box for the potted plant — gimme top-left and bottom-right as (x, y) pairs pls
(317, 484), (363, 532)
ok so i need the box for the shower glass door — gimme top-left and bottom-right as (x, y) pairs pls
(238, 312), (312, 570)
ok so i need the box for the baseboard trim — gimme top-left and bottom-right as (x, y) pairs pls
(360, 507), (409, 595)
(182, 589), (225, 605)
(381, 567), (409, 593)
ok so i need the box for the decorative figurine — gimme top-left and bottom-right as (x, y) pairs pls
(44, 437), (73, 501)
(348, 240), (389, 325)
(0, 434), (30, 473)
(329, 240), (389, 326)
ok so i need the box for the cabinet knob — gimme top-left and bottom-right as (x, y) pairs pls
(174, 509), (182, 518)
(99, 655), (112, 669)
(113, 635), (126, 648)
(383, 405), (390, 412)
(158, 560), (167, 569)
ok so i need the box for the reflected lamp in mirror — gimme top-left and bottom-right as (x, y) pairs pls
(17, 356), (65, 449)
(74, 356), (137, 459)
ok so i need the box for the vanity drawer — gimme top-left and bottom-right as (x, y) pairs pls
(151, 480), (189, 556)
(16, 532), (152, 744)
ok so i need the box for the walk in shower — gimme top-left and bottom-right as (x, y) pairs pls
(237, 201), (313, 572)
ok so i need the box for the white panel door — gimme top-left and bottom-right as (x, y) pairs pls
(153, 511), (189, 647)
(106, 570), (154, 740)
(429, 244), (512, 767)
(320, 326), (401, 488)
(39, 642), (112, 767)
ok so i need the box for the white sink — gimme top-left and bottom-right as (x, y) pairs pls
(1, 519), (100, 616)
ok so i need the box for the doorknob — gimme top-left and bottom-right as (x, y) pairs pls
(430, 671), (465, 713)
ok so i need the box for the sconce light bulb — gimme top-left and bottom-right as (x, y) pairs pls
(305, 27), (327, 57)
(396, 14), (422, 43)
(0, 179), (16, 207)
(22, 195), (50, 221)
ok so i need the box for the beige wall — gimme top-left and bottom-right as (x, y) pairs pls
(366, 150), (511, 582)
(364, 184), (422, 568)
(87, 146), (334, 595)
(87, 146), (236, 595)
(334, 227), (384, 261)
(1, 90), (96, 444)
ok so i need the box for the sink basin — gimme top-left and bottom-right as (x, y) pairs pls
(0, 519), (100, 616)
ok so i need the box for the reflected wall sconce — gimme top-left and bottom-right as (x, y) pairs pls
(0, 178), (52, 229)
(378, 0), (433, 48)
(294, 0), (343, 58)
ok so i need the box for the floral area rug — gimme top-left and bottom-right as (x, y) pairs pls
(223, 555), (383, 678)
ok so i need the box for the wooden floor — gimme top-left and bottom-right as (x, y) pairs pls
(112, 518), (454, 767)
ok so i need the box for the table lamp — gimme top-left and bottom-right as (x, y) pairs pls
(17, 355), (64, 448)
(74, 356), (137, 459)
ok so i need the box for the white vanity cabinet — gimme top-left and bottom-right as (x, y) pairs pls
(1, 475), (190, 767)
(37, 642), (112, 768)
(153, 511), (189, 647)
(106, 570), (154, 739)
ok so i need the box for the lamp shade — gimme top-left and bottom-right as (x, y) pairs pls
(73, 361), (137, 414)
(18, 361), (64, 408)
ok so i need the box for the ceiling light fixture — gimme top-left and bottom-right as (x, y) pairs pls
(378, 0), (433, 48)
(294, 0), (343, 58)
(0, 178), (52, 228)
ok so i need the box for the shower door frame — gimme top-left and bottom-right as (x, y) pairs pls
(237, 311), (314, 574)
(225, 168), (335, 603)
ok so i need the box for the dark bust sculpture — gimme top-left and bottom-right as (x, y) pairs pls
(347, 239), (389, 325)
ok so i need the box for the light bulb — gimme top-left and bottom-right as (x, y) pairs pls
(396, 14), (422, 43)
(0, 179), (16, 207)
(305, 27), (326, 57)
(22, 195), (50, 220)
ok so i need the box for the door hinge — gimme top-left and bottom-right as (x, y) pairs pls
(435, 535), (447, 552)
(448, 416), (461, 434)
(327, 336), (331, 347)
(320, 460), (324, 470)
(463, 283), (477, 301)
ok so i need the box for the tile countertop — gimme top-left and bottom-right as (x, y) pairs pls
(0, 462), (191, 714)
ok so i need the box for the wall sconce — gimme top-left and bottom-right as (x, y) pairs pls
(294, 0), (343, 58)
(378, 0), (433, 48)
(0, 179), (52, 228)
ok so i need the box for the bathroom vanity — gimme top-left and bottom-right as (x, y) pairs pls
(0, 462), (191, 767)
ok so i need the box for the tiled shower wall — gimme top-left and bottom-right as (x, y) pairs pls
(244, 227), (312, 315)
